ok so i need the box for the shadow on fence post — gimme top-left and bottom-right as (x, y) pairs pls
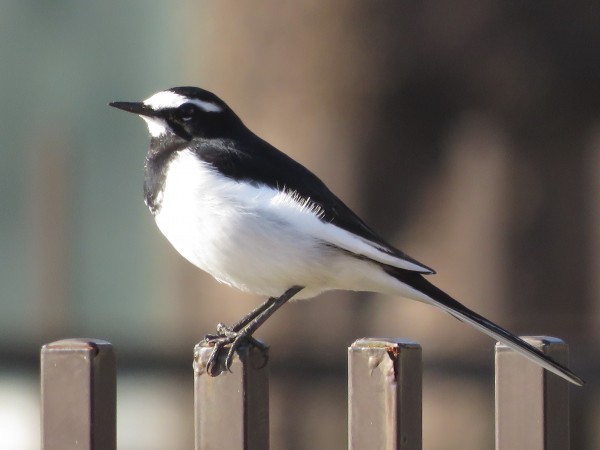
(495, 336), (571, 450)
(193, 342), (270, 450)
(348, 338), (422, 450)
(40, 338), (116, 450)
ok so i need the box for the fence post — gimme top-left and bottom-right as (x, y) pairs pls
(41, 338), (116, 450)
(348, 338), (422, 450)
(495, 336), (570, 450)
(194, 341), (270, 450)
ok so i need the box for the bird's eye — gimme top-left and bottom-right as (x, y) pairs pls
(179, 104), (196, 122)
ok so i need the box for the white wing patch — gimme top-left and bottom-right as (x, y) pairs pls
(268, 189), (432, 273)
(273, 189), (326, 220)
(314, 219), (431, 273)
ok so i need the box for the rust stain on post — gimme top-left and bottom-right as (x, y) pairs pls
(348, 338), (422, 450)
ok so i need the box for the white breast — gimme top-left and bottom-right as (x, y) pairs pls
(154, 150), (338, 298)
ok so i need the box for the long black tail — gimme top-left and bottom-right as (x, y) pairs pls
(388, 268), (584, 386)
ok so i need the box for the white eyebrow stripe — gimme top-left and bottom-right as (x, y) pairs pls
(143, 90), (222, 113)
(187, 99), (222, 112)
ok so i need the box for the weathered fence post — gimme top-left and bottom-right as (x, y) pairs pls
(348, 338), (422, 450)
(495, 336), (570, 450)
(194, 342), (270, 450)
(41, 338), (116, 450)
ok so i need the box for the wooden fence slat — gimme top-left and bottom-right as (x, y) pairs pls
(194, 341), (270, 450)
(495, 336), (570, 450)
(41, 338), (116, 450)
(348, 338), (422, 450)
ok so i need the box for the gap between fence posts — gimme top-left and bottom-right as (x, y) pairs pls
(193, 341), (270, 450)
(495, 336), (571, 450)
(40, 338), (116, 450)
(348, 338), (422, 450)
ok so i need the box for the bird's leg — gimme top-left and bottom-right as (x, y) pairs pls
(232, 295), (281, 332)
(222, 286), (304, 367)
(197, 286), (303, 376)
(201, 295), (278, 346)
(199, 296), (277, 361)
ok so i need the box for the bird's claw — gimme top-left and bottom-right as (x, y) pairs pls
(195, 324), (268, 376)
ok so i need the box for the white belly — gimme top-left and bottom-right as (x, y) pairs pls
(154, 150), (340, 298)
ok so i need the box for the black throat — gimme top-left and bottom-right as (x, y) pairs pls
(143, 134), (190, 214)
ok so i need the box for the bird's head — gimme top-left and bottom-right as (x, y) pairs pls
(110, 86), (245, 140)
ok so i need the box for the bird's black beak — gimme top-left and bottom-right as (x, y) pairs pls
(109, 101), (157, 117)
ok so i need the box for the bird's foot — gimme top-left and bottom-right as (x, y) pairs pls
(194, 323), (268, 376)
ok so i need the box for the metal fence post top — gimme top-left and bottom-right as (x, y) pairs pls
(42, 338), (113, 354)
(41, 338), (116, 450)
(495, 336), (568, 353)
(193, 340), (268, 376)
(350, 337), (422, 350)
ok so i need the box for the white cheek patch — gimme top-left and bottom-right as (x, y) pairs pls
(141, 116), (169, 137)
(143, 90), (222, 113)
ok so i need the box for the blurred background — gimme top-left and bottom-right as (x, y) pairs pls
(1, 1), (599, 449)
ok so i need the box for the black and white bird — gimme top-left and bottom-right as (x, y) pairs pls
(110, 86), (583, 385)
